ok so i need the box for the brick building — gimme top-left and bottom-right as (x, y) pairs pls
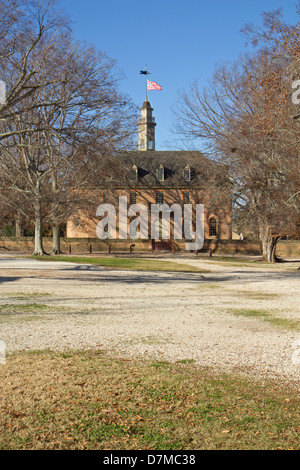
(66, 100), (232, 251)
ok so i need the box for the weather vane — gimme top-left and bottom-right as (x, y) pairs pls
(140, 66), (162, 100)
(140, 66), (150, 100)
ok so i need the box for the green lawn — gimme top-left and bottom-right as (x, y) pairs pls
(33, 255), (208, 273)
(227, 308), (300, 331)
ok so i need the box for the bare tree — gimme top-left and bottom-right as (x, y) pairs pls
(36, 41), (137, 254)
(0, 0), (70, 136)
(173, 8), (300, 262)
(0, 2), (137, 255)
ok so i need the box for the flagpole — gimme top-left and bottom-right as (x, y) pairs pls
(145, 65), (148, 101)
(140, 66), (150, 101)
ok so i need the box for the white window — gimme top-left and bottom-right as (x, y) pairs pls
(209, 217), (217, 237)
(183, 191), (190, 204)
(131, 165), (137, 181)
(157, 165), (164, 182)
(130, 191), (137, 205)
(156, 191), (164, 204)
(183, 166), (191, 181)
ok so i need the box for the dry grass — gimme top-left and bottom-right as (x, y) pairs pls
(0, 350), (299, 450)
(227, 308), (300, 331)
(0, 303), (66, 324)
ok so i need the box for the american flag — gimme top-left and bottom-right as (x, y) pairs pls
(147, 79), (162, 91)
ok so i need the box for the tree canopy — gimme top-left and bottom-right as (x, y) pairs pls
(173, 7), (300, 261)
(0, 0), (137, 254)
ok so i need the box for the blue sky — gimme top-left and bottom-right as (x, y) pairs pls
(60, 0), (299, 150)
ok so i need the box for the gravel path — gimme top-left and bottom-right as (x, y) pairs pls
(0, 254), (300, 389)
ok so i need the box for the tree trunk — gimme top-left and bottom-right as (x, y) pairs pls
(51, 224), (62, 254)
(259, 225), (280, 263)
(50, 172), (62, 255)
(33, 202), (46, 256)
(260, 228), (269, 260)
(265, 236), (280, 263)
(15, 211), (24, 238)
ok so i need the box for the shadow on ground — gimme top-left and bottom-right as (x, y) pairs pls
(0, 277), (21, 285)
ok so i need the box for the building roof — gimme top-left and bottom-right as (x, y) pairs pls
(114, 150), (218, 189)
(141, 100), (152, 109)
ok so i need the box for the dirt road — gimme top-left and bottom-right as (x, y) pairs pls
(0, 254), (299, 388)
